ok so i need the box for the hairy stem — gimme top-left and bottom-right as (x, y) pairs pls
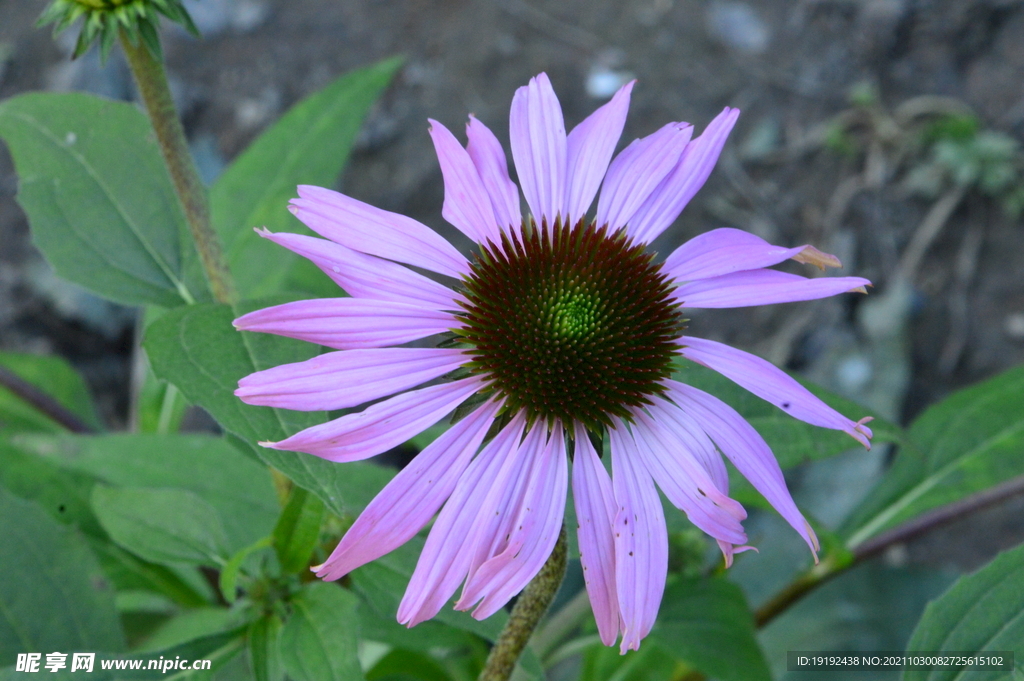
(0, 365), (98, 433)
(479, 527), (568, 681)
(119, 32), (236, 305)
(755, 474), (1024, 628)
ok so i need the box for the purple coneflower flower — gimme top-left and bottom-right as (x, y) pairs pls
(234, 73), (873, 653)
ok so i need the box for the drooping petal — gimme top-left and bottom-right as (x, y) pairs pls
(673, 269), (871, 308)
(429, 119), (502, 245)
(629, 408), (748, 545)
(510, 73), (567, 225)
(290, 185), (469, 278)
(663, 227), (842, 283)
(565, 81), (634, 221)
(596, 122), (693, 234)
(234, 298), (457, 350)
(628, 107), (740, 244)
(263, 376), (485, 462)
(313, 399), (501, 580)
(572, 422), (620, 647)
(665, 381), (819, 556)
(257, 230), (460, 310)
(459, 423), (568, 619)
(235, 348), (466, 411)
(398, 414), (527, 626)
(466, 115), (521, 231)
(609, 420), (668, 654)
(679, 337), (874, 447)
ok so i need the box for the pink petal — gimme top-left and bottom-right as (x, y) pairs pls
(673, 269), (871, 308)
(234, 348), (466, 411)
(665, 380), (819, 556)
(466, 116), (521, 231)
(664, 227), (830, 283)
(679, 337), (874, 448)
(398, 414), (528, 626)
(628, 408), (748, 545)
(263, 376), (485, 462)
(646, 399), (730, 494)
(510, 73), (567, 225)
(628, 107), (740, 244)
(290, 185), (469, 278)
(429, 119), (502, 245)
(608, 420), (668, 654)
(565, 81), (634, 221)
(313, 399), (501, 580)
(257, 230), (460, 310)
(459, 422), (568, 619)
(234, 298), (456, 350)
(571, 422), (621, 647)
(596, 122), (693, 234)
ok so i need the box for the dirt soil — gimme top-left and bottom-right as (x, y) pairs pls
(1, 0), (1023, 570)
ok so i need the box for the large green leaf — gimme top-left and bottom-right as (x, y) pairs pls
(0, 351), (102, 432)
(144, 301), (395, 518)
(24, 433), (278, 552)
(0, 92), (202, 307)
(0, 487), (124, 665)
(903, 544), (1024, 681)
(210, 58), (401, 299)
(649, 577), (771, 681)
(279, 583), (363, 681)
(91, 486), (229, 567)
(844, 364), (1024, 546)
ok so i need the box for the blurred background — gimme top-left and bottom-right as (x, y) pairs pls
(1, 0), (1023, 674)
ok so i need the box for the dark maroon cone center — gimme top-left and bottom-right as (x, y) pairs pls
(454, 217), (683, 430)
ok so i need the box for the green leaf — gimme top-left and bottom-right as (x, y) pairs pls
(248, 615), (284, 681)
(91, 486), (229, 567)
(903, 544), (1024, 681)
(844, 364), (1024, 546)
(210, 58), (401, 299)
(219, 537), (272, 604)
(0, 487), (124, 665)
(0, 351), (102, 432)
(273, 487), (326, 574)
(279, 582), (363, 681)
(0, 92), (202, 307)
(649, 577), (771, 681)
(579, 641), (677, 681)
(366, 649), (453, 681)
(87, 540), (210, 609)
(144, 301), (396, 518)
(23, 433), (278, 552)
(139, 607), (240, 653)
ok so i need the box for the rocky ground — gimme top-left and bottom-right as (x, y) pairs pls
(1, 0), (1023, 584)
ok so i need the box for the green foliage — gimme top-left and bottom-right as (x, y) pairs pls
(903, 544), (1024, 681)
(0, 352), (102, 432)
(144, 301), (396, 519)
(273, 487), (326, 575)
(91, 486), (230, 567)
(844, 364), (1024, 546)
(279, 583), (363, 681)
(0, 487), (125, 665)
(649, 577), (771, 681)
(209, 58), (402, 299)
(0, 93), (203, 307)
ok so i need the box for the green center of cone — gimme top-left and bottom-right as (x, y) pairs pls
(455, 218), (683, 430)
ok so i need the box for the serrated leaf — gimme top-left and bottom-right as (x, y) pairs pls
(0, 351), (102, 432)
(0, 92), (203, 307)
(903, 544), (1024, 681)
(279, 583), (363, 681)
(210, 58), (401, 299)
(0, 487), (125, 665)
(22, 433), (278, 552)
(845, 364), (1024, 546)
(91, 486), (229, 567)
(144, 301), (396, 518)
(649, 577), (771, 681)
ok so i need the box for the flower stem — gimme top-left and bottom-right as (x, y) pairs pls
(0, 365), (98, 433)
(118, 31), (236, 305)
(479, 526), (568, 681)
